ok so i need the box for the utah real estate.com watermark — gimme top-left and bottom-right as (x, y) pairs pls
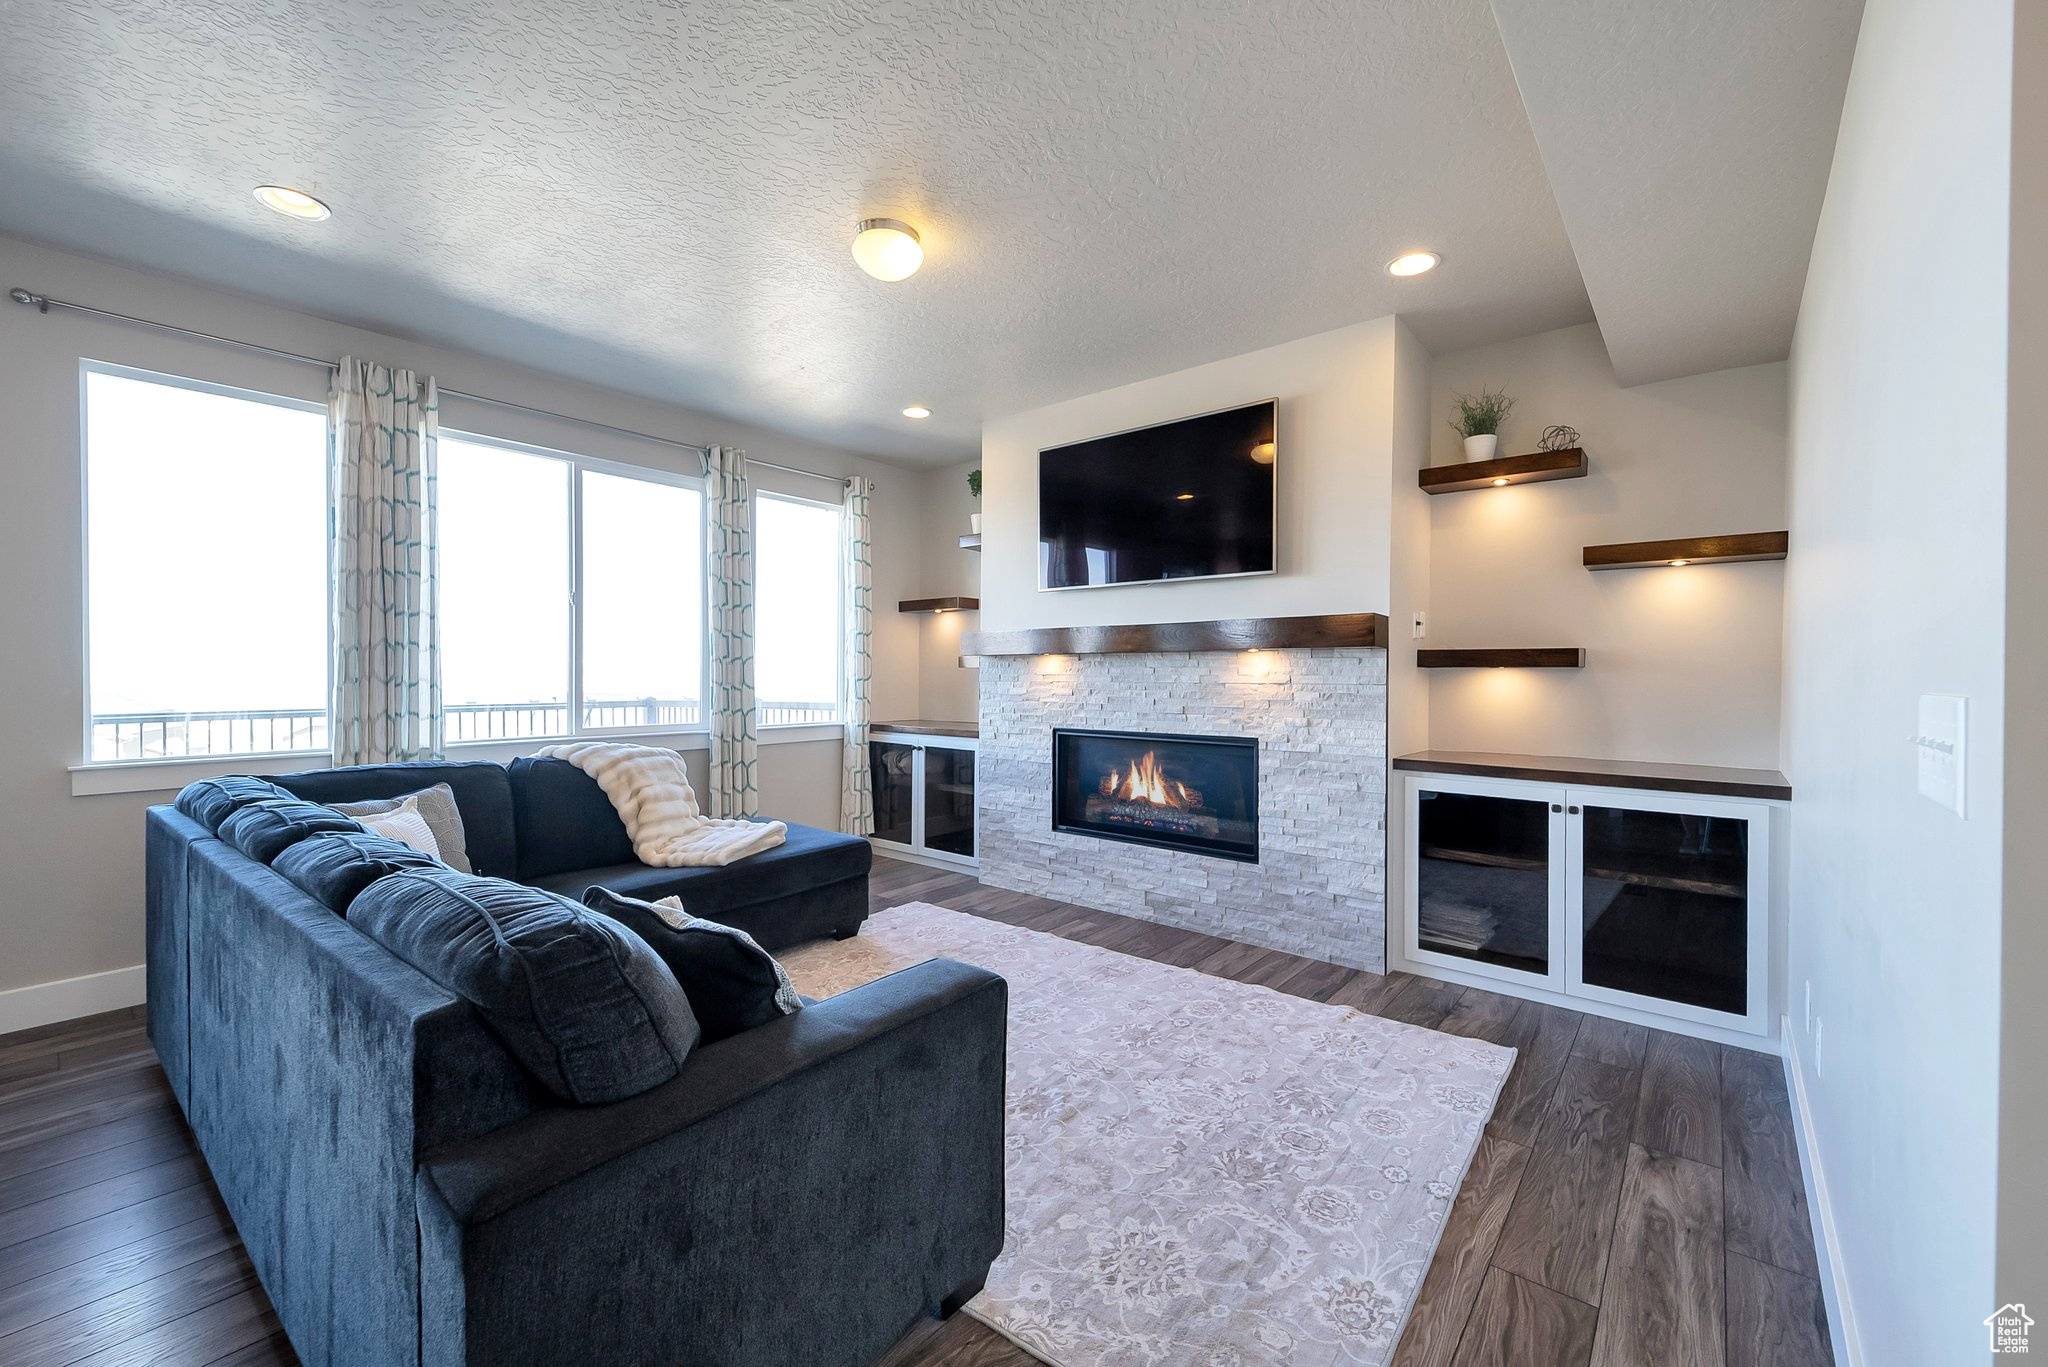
(1988, 1303), (2034, 1354)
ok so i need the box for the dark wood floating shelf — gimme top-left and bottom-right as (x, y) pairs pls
(1584, 530), (1789, 570)
(1416, 648), (1586, 669)
(1395, 750), (1791, 800)
(1419, 447), (1586, 495)
(958, 534), (982, 550)
(897, 596), (979, 613)
(963, 611), (1388, 657)
(872, 719), (980, 739)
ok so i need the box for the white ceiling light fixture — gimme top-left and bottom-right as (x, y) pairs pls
(1386, 250), (1440, 277)
(254, 185), (331, 221)
(852, 218), (923, 281)
(901, 405), (932, 419)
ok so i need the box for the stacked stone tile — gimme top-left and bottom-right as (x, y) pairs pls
(978, 647), (1387, 972)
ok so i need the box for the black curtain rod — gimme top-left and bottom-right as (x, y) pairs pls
(8, 286), (852, 487)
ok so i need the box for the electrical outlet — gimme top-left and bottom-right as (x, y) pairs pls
(1411, 611), (1427, 640)
(1814, 1018), (1824, 1079)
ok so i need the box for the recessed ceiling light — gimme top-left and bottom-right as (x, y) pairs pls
(1175, 492), (1196, 501)
(254, 185), (331, 221)
(852, 219), (923, 281)
(901, 405), (932, 419)
(1492, 477), (1509, 487)
(1386, 250), (1440, 277)
(1669, 559), (1691, 567)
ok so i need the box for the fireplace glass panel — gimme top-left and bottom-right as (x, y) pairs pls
(923, 746), (976, 857)
(1415, 790), (1552, 976)
(1579, 806), (1748, 1015)
(1052, 729), (1258, 862)
(869, 740), (915, 846)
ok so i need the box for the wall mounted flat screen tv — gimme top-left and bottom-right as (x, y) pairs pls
(1038, 399), (1276, 590)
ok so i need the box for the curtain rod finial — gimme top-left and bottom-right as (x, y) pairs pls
(9, 288), (49, 313)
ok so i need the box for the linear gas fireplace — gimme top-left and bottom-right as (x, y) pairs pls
(1052, 728), (1259, 863)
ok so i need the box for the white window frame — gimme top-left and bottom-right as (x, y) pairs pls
(752, 488), (847, 730)
(439, 430), (711, 750)
(75, 361), (332, 780)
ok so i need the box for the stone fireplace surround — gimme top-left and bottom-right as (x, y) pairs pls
(977, 643), (1389, 972)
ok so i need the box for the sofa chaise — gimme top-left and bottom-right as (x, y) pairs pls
(145, 757), (1008, 1367)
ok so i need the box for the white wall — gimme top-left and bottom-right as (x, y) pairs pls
(0, 233), (926, 1007)
(1782, 1), (2013, 1362)
(915, 458), (982, 723)
(978, 319), (1400, 633)
(1385, 320), (1434, 940)
(1998, 0), (2048, 1313)
(1426, 323), (1787, 768)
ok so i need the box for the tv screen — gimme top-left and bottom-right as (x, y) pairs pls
(1038, 400), (1276, 590)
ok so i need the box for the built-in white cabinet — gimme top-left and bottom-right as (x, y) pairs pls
(1402, 771), (1773, 1037)
(870, 730), (978, 871)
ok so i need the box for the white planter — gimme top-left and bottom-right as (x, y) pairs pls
(1463, 433), (1500, 462)
(970, 512), (982, 534)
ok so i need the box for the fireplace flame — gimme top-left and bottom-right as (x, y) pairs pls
(1100, 751), (1203, 810)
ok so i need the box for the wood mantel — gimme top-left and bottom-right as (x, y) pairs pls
(961, 612), (1388, 657)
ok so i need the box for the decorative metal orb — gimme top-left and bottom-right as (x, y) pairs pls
(1538, 425), (1580, 451)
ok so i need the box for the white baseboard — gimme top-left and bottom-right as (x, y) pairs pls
(1781, 1017), (1864, 1367)
(0, 964), (146, 1037)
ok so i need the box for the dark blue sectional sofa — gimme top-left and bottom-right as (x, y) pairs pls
(145, 757), (1007, 1367)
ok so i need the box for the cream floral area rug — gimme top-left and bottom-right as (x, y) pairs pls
(778, 903), (1516, 1367)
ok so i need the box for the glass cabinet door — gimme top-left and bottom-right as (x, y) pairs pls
(922, 746), (976, 857)
(1576, 804), (1751, 1017)
(1414, 787), (1557, 978)
(869, 741), (916, 846)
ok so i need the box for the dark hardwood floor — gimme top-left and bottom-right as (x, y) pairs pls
(0, 858), (1833, 1367)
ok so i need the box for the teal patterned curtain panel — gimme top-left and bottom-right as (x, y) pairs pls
(839, 475), (875, 835)
(705, 445), (760, 818)
(328, 357), (442, 765)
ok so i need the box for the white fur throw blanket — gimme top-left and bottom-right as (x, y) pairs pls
(534, 742), (787, 867)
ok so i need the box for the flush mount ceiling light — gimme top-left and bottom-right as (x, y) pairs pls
(254, 185), (331, 220)
(1386, 250), (1440, 277)
(852, 219), (923, 281)
(1250, 441), (1277, 465)
(901, 405), (932, 419)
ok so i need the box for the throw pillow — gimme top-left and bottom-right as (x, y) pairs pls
(583, 886), (803, 1043)
(218, 798), (367, 865)
(340, 792), (442, 862)
(173, 776), (295, 833)
(352, 870), (700, 1104)
(271, 830), (445, 915)
(329, 783), (472, 873)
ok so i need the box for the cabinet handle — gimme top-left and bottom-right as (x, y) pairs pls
(1567, 805), (1581, 815)
(1551, 803), (1562, 813)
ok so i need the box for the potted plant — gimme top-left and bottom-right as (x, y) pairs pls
(967, 467), (982, 534)
(1450, 388), (1515, 462)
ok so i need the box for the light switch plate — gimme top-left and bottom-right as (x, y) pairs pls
(1914, 694), (1967, 817)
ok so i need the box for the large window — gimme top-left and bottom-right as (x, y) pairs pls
(84, 367), (328, 762)
(754, 493), (843, 725)
(580, 469), (704, 729)
(82, 365), (831, 766)
(437, 434), (705, 742)
(437, 437), (573, 740)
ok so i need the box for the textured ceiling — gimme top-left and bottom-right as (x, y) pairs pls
(0, 0), (1596, 464)
(1489, 0), (1864, 386)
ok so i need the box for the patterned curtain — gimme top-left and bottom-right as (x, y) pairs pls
(329, 357), (441, 765)
(705, 445), (760, 818)
(839, 475), (875, 835)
